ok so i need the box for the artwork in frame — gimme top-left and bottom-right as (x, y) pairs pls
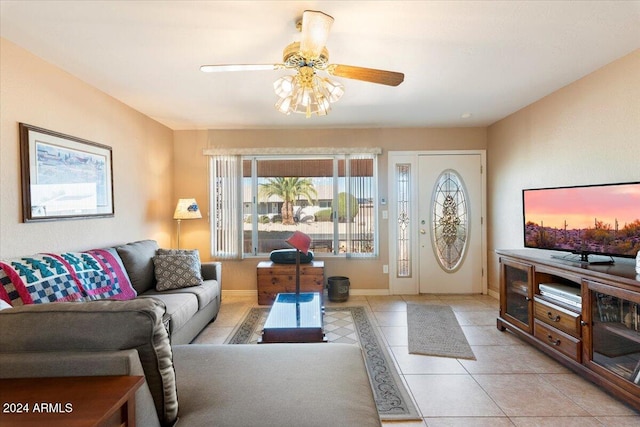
(19, 123), (114, 222)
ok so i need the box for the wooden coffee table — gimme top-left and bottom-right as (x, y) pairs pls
(260, 292), (326, 343)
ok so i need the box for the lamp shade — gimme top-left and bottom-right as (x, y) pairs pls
(173, 198), (202, 220)
(286, 231), (312, 255)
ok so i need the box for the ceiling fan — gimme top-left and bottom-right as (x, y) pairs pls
(200, 10), (405, 117)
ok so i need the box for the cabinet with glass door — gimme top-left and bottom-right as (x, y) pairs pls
(498, 257), (533, 333)
(585, 279), (640, 393)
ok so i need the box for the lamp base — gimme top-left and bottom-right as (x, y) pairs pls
(176, 219), (182, 249)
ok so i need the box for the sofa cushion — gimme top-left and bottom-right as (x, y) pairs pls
(153, 254), (202, 291)
(116, 240), (159, 294)
(0, 254), (87, 306)
(142, 293), (198, 335)
(143, 279), (219, 310)
(0, 298), (177, 426)
(172, 343), (382, 427)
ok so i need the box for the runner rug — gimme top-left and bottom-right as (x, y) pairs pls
(407, 303), (476, 360)
(225, 306), (421, 421)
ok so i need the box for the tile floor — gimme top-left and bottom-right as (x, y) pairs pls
(195, 293), (640, 426)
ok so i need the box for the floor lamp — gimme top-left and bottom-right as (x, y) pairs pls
(173, 198), (202, 249)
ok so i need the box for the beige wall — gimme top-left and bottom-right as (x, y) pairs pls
(0, 38), (174, 257)
(486, 49), (640, 294)
(173, 127), (487, 292)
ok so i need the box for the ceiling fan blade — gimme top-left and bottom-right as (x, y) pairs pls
(328, 64), (405, 86)
(299, 10), (334, 59)
(200, 64), (280, 73)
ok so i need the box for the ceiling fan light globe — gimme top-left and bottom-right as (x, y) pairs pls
(274, 75), (295, 97)
(275, 96), (293, 115)
(317, 96), (330, 115)
(322, 77), (345, 103)
(300, 87), (313, 107)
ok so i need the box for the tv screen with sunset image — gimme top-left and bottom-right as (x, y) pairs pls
(523, 182), (640, 259)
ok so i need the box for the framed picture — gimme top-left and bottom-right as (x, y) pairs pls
(19, 123), (114, 222)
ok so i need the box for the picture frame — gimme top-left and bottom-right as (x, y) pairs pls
(19, 123), (114, 222)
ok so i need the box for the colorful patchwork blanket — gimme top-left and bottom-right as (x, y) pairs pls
(0, 248), (136, 306)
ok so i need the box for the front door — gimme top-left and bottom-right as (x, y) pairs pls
(387, 151), (486, 295)
(418, 153), (483, 293)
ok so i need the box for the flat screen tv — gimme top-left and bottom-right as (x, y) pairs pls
(523, 181), (640, 263)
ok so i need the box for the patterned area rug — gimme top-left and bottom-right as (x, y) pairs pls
(226, 306), (421, 421)
(407, 303), (476, 360)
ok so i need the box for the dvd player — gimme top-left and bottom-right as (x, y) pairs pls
(539, 283), (582, 308)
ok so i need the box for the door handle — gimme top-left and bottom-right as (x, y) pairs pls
(420, 229), (426, 234)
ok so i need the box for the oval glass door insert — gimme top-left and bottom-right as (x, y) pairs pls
(430, 169), (469, 272)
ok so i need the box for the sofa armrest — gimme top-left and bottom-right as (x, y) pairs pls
(0, 298), (177, 427)
(201, 261), (221, 283)
(0, 350), (160, 427)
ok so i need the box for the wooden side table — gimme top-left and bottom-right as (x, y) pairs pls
(0, 376), (144, 427)
(256, 260), (325, 305)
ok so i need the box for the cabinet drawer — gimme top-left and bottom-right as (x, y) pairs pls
(534, 319), (581, 362)
(534, 297), (581, 338)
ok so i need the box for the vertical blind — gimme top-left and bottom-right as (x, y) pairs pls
(210, 155), (241, 259)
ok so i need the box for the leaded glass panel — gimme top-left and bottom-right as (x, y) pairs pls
(430, 169), (469, 272)
(396, 164), (411, 277)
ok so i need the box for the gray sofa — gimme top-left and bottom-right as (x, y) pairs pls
(0, 239), (221, 345)
(114, 239), (221, 345)
(0, 298), (382, 427)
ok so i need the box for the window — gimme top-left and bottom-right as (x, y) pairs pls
(208, 151), (378, 259)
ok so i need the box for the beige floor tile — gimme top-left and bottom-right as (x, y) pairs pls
(405, 374), (504, 417)
(596, 415), (640, 426)
(443, 300), (497, 312)
(374, 310), (408, 326)
(382, 419), (427, 427)
(434, 294), (484, 300)
(461, 325), (524, 346)
(324, 295), (368, 307)
(367, 296), (408, 311)
(459, 345), (571, 374)
(424, 417), (514, 427)
(390, 346), (468, 375)
(473, 374), (590, 417)
(402, 295), (443, 302)
(539, 373), (638, 416)
(380, 325), (409, 346)
(454, 310), (500, 326)
(510, 417), (603, 426)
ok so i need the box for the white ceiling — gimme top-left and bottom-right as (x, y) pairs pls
(1, 1), (638, 130)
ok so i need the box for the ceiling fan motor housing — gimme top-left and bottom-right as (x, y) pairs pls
(283, 42), (329, 70)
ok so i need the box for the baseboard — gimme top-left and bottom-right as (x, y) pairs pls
(222, 289), (390, 298)
(222, 290), (257, 298)
(487, 288), (500, 299)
